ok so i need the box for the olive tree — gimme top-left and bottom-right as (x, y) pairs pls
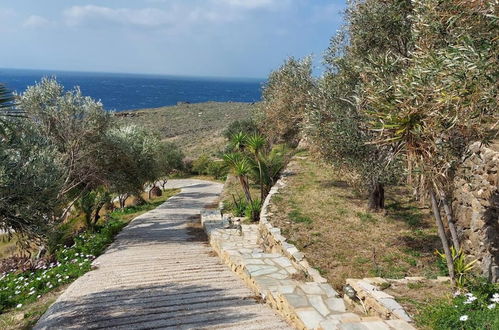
(1, 88), (63, 241)
(103, 125), (162, 208)
(257, 56), (315, 146)
(19, 78), (112, 220)
(362, 0), (498, 283)
(309, 0), (412, 210)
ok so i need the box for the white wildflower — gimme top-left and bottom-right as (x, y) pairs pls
(491, 293), (499, 303)
(16, 303), (22, 308)
(487, 303), (496, 309)
(460, 315), (468, 321)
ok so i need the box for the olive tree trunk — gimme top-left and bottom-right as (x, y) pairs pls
(368, 182), (385, 211)
(440, 194), (460, 252)
(430, 189), (455, 285)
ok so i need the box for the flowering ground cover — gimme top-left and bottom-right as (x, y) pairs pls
(0, 188), (179, 329)
(416, 279), (499, 329)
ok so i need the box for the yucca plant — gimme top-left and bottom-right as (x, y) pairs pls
(245, 133), (267, 200)
(223, 152), (253, 204)
(437, 247), (477, 289)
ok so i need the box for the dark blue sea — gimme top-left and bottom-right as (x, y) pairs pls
(0, 68), (263, 111)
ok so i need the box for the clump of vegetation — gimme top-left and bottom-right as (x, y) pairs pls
(0, 219), (123, 313)
(417, 279), (499, 329)
(257, 57), (315, 146)
(191, 154), (228, 180)
(223, 132), (289, 221)
(0, 78), (184, 252)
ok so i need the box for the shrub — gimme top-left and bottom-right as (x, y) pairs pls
(191, 154), (212, 175)
(226, 195), (248, 217)
(223, 119), (260, 142)
(206, 160), (228, 180)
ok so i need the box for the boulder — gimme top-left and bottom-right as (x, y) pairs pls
(150, 186), (162, 198)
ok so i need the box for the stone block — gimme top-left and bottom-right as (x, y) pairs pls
(319, 284), (340, 298)
(385, 320), (417, 330)
(300, 282), (325, 295)
(295, 307), (324, 329)
(325, 298), (346, 312)
(319, 319), (341, 330)
(356, 321), (390, 330)
(283, 293), (310, 308)
(308, 295), (331, 316)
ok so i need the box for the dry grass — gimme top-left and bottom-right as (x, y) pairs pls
(115, 102), (255, 158)
(268, 153), (444, 291)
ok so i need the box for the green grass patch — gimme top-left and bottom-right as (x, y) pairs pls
(416, 279), (499, 329)
(288, 209), (312, 224)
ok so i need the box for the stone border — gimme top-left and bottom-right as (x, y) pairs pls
(344, 276), (450, 322)
(201, 210), (416, 330)
(258, 160), (327, 283)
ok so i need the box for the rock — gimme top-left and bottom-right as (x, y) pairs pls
(149, 186), (162, 197)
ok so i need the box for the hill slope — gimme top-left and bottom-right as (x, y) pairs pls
(115, 102), (256, 157)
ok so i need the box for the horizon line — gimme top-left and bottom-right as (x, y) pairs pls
(0, 67), (266, 82)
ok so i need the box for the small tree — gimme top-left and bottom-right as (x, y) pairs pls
(151, 142), (184, 197)
(0, 118), (63, 242)
(257, 56), (315, 146)
(19, 77), (112, 220)
(103, 125), (163, 208)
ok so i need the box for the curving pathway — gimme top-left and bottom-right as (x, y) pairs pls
(36, 179), (292, 329)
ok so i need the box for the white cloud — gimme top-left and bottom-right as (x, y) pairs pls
(216, 0), (280, 9)
(23, 15), (51, 28)
(63, 0), (291, 29)
(64, 5), (177, 27)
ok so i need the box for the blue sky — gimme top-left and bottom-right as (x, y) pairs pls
(0, 0), (346, 78)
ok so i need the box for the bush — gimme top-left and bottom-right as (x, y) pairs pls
(206, 161), (228, 180)
(223, 119), (260, 141)
(417, 278), (499, 329)
(191, 154), (212, 175)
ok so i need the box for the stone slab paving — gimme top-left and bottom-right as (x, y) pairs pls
(35, 179), (292, 330)
(202, 212), (416, 330)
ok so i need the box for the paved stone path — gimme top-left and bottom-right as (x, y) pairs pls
(203, 213), (416, 330)
(36, 179), (292, 330)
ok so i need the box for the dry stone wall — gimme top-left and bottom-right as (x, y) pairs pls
(453, 141), (499, 282)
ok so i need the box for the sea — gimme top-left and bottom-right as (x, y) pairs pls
(0, 68), (264, 111)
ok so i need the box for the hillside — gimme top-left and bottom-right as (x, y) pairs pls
(115, 102), (256, 157)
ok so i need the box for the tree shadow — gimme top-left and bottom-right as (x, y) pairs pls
(35, 283), (267, 329)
